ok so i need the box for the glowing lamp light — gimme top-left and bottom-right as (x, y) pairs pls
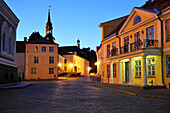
(88, 67), (91, 71)
(70, 64), (73, 67)
(95, 62), (100, 65)
(58, 63), (62, 67)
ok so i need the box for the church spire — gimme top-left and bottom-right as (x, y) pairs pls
(46, 9), (53, 35)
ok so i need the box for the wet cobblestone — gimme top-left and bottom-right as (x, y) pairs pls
(0, 76), (170, 113)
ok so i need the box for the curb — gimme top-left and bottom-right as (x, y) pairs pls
(88, 84), (170, 100)
(0, 83), (33, 90)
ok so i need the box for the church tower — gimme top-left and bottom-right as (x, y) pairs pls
(77, 39), (80, 48)
(46, 9), (53, 35)
(45, 9), (55, 41)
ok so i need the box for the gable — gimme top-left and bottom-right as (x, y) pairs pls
(119, 7), (158, 33)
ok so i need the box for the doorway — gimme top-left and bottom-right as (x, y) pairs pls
(125, 62), (129, 83)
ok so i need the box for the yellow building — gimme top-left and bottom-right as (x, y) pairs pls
(25, 41), (58, 80)
(99, 1), (170, 88)
(63, 54), (89, 75)
(96, 45), (102, 78)
(58, 54), (65, 74)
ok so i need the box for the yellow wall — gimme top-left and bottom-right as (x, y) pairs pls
(25, 44), (58, 79)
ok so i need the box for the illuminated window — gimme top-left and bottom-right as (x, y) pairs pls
(166, 55), (170, 77)
(107, 44), (110, 57)
(41, 46), (46, 52)
(49, 47), (54, 52)
(146, 25), (154, 40)
(49, 56), (54, 64)
(31, 68), (36, 74)
(107, 64), (110, 78)
(49, 68), (54, 74)
(134, 16), (141, 24)
(147, 58), (155, 77)
(165, 19), (170, 42)
(113, 63), (116, 78)
(34, 56), (39, 63)
(35, 46), (38, 52)
(135, 60), (141, 78)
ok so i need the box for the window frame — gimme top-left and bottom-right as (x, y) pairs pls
(34, 56), (39, 63)
(49, 46), (54, 52)
(133, 16), (141, 25)
(146, 25), (154, 40)
(49, 68), (54, 74)
(113, 63), (116, 78)
(41, 46), (46, 52)
(147, 58), (155, 78)
(135, 60), (141, 78)
(49, 56), (54, 64)
(166, 55), (170, 77)
(165, 19), (170, 42)
(31, 68), (36, 74)
(107, 44), (110, 58)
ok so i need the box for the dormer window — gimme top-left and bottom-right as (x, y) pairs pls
(134, 16), (141, 25)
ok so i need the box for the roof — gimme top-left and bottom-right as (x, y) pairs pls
(141, 0), (170, 11)
(16, 41), (26, 53)
(44, 33), (55, 40)
(104, 17), (128, 39)
(99, 15), (128, 27)
(27, 38), (56, 44)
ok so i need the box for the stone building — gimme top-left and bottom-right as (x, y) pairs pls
(0, 0), (19, 83)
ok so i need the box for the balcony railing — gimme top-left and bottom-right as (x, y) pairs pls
(120, 45), (129, 54)
(108, 39), (159, 58)
(146, 39), (158, 48)
(111, 48), (118, 56)
(130, 40), (143, 51)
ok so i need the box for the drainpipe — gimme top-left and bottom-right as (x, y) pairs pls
(116, 33), (121, 54)
(157, 13), (165, 86)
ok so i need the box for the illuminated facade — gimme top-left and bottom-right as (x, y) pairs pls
(0, 0), (19, 83)
(96, 45), (102, 77)
(63, 54), (89, 75)
(25, 42), (58, 80)
(99, 1), (170, 88)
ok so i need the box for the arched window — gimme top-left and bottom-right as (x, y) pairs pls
(134, 16), (141, 24)
(1, 21), (8, 52)
(9, 27), (14, 56)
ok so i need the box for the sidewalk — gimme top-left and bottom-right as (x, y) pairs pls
(88, 82), (170, 100)
(0, 82), (32, 90)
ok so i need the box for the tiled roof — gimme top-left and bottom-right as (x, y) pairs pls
(141, 0), (170, 11)
(27, 38), (56, 44)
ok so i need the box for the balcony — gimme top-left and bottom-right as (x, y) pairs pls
(111, 48), (118, 56)
(108, 39), (159, 58)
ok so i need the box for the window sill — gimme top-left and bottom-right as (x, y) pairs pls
(135, 76), (141, 78)
(148, 76), (155, 78)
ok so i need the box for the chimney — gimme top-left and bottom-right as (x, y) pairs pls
(24, 37), (27, 42)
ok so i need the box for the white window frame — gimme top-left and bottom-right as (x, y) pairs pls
(135, 60), (141, 78)
(147, 58), (155, 77)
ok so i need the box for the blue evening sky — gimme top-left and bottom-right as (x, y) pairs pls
(4, 0), (146, 51)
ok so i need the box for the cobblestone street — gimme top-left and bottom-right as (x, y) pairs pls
(0, 76), (170, 113)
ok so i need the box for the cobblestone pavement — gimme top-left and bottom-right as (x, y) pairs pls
(0, 76), (170, 113)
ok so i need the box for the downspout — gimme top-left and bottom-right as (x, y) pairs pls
(116, 33), (121, 54)
(157, 13), (165, 86)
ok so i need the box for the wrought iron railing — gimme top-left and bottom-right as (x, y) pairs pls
(111, 48), (118, 56)
(120, 45), (129, 54)
(130, 40), (143, 51)
(146, 39), (158, 48)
